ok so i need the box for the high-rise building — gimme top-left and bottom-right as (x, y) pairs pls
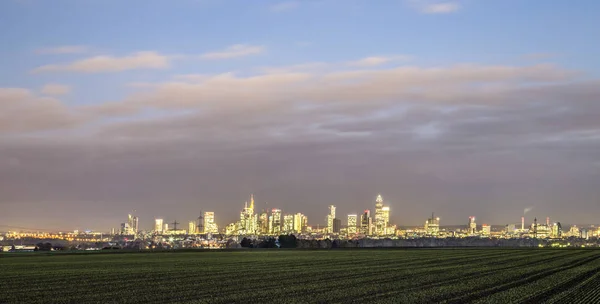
(258, 211), (269, 234)
(374, 195), (385, 235)
(347, 214), (357, 235)
(481, 224), (491, 236)
(382, 206), (390, 235)
(551, 222), (562, 238)
(121, 214), (138, 235)
(269, 209), (282, 235)
(125, 214), (139, 235)
(425, 213), (440, 236)
(163, 223), (169, 233)
(239, 194), (257, 235)
(188, 221), (196, 235)
(327, 205), (336, 234)
(361, 210), (372, 235)
(468, 216), (477, 235)
(283, 214), (294, 233)
(333, 218), (341, 233)
(294, 213), (307, 234)
(203, 212), (218, 234)
(155, 219), (164, 234)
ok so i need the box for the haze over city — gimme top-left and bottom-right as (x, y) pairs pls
(1, 0), (599, 231)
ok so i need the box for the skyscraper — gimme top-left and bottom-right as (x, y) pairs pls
(188, 221), (196, 235)
(468, 216), (477, 235)
(269, 209), (282, 235)
(258, 211), (269, 234)
(333, 218), (341, 233)
(327, 205), (336, 234)
(374, 195), (384, 235)
(203, 212), (218, 234)
(154, 219), (164, 234)
(294, 213), (307, 234)
(425, 213), (440, 236)
(283, 214), (294, 233)
(347, 214), (357, 235)
(127, 214), (139, 235)
(481, 224), (491, 236)
(239, 194), (257, 234)
(382, 207), (390, 235)
(361, 210), (372, 235)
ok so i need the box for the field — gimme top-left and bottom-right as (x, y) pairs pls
(2, 249), (600, 303)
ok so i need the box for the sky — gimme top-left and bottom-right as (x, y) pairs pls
(1, 0), (600, 231)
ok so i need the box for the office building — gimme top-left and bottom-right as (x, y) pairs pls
(155, 219), (164, 234)
(283, 214), (294, 233)
(294, 213), (307, 234)
(347, 214), (357, 235)
(481, 224), (491, 236)
(188, 221), (196, 235)
(269, 209), (282, 235)
(468, 216), (477, 235)
(333, 218), (341, 233)
(204, 212), (218, 234)
(375, 195), (384, 235)
(327, 205), (336, 234)
(361, 210), (372, 235)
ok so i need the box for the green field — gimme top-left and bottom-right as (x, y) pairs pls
(2, 249), (600, 303)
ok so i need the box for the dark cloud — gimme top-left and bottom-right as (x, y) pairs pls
(1, 65), (599, 231)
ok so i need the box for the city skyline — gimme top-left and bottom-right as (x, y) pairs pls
(2, 1), (600, 231)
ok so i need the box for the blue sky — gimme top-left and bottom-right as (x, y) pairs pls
(1, 0), (600, 230)
(2, 0), (599, 105)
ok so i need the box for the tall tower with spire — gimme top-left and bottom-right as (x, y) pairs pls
(374, 195), (384, 235)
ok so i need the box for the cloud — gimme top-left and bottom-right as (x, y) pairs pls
(41, 84), (71, 96)
(200, 44), (265, 60)
(0, 88), (82, 133)
(32, 51), (170, 73)
(35, 45), (89, 54)
(270, 1), (299, 12)
(347, 55), (411, 67)
(408, 1), (460, 14)
(422, 2), (459, 14)
(3, 60), (600, 228)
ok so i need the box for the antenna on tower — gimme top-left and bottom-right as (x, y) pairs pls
(171, 220), (180, 232)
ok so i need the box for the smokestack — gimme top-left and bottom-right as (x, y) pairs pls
(546, 217), (550, 226)
(521, 217), (525, 230)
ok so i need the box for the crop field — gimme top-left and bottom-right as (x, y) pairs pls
(2, 249), (600, 303)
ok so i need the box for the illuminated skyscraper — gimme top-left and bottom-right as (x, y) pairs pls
(481, 224), (491, 236)
(425, 213), (440, 236)
(327, 205), (336, 234)
(204, 212), (218, 234)
(468, 216), (477, 235)
(374, 195), (384, 235)
(163, 223), (169, 233)
(188, 221), (196, 235)
(258, 211), (269, 234)
(155, 219), (164, 234)
(551, 222), (562, 238)
(269, 209), (282, 235)
(239, 194), (257, 234)
(294, 213), (307, 234)
(382, 207), (390, 234)
(121, 214), (138, 235)
(361, 210), (372, 235)
(347, 214), (357, 235)
(126, 214), (139, 235)
(283, 215), (294, 233)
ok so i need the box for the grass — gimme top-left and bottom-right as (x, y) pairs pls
(1, 248), (599, 303)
